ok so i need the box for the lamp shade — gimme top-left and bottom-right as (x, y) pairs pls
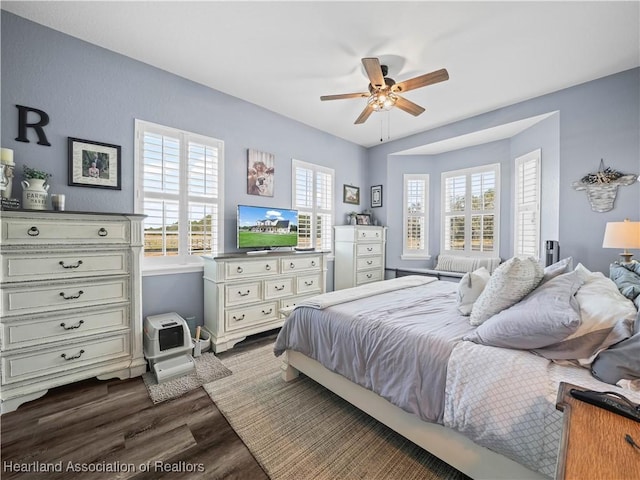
(602, 219), (640, 249)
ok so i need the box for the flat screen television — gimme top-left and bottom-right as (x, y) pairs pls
(237, 205), (298, 249)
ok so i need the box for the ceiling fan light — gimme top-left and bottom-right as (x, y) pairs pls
(368, 91), (397, 112)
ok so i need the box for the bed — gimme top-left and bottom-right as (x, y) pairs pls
(273, 260), (640, 480)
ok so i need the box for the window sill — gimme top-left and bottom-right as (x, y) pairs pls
(400, 254), (432, 261)
(142, 263), (204, 277)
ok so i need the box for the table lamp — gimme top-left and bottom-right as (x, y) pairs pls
(602, 218), (640, 263)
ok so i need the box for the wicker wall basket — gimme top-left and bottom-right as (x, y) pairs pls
(572, 160), (638, 212)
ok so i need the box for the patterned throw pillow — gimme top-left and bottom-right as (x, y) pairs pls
(469, 256), (544, 326)
(456, 267), (491, 316)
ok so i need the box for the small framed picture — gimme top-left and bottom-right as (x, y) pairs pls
(343, 184), (360, 205)
(68, 137), (121, 190)
(371, 185), (382, 208)
(356, 213), (371, 225)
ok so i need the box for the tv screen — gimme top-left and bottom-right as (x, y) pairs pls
(237, 205), (298, 249)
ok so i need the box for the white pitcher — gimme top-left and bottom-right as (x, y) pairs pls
(22, 178), (50, 210)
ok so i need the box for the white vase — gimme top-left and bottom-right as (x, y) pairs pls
(22, 178), (50, 210)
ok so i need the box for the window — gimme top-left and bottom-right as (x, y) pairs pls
(514, 149), (541, 258)
(441, 164), (500, 255)
(135, 120), (224, 270)
(402, 174), (429, 259)
(292, 159), (334, 251)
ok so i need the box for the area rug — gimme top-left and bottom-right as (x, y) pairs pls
(204, 343), (468, 480)
(143, 352), (232, 404)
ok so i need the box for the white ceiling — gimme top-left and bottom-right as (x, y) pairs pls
(3, 1), (639, 148)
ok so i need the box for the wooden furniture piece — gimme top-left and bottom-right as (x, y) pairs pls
(555, 382), (640, 480)
(0, 210), (147, 414)
(203, 251), (327, 353)
(333, 225), (386, 290)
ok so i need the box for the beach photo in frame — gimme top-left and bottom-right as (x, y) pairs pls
(371, 185), (382, 207)
(247, 149), (275, 196)
(343, 184), (360, 205)
(68, 137), (121, 190)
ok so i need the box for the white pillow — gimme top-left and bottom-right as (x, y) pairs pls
(456, 267), (490, 315)
(469, 256), (544, 326)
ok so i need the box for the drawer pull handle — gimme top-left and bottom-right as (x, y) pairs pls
(237, 266), (243, 273)
(61, 349), (85, 361)
(311, 261), (316, 266)
(289, 262), (295, 269)
(376, 233), (379, 237)
(238, 290), (250, 296)
(28, 226), (40, 236)
(265, 264), (271, 271)
(60, 290), (84, 300)
(59, 260), (83, 269)
(275, 285), (285, 291)
(367, 260), (373, 265)
(98, 228), (108, 237)
(60, 320), (85, 330)
(262, 308), (273, 315)
(305, 280), (314, 286)
(367, 274), (373, 279)
(232, 314), (245, 321)
(367, 247), (373, 252)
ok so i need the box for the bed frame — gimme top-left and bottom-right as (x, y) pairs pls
(281, 350), (547, 480)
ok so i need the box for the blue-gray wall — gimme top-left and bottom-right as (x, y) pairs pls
(2, 11), (639, 326)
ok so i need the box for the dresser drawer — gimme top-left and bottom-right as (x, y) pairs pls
(225, 281), (262, 306)
(2, 251), (128, 283)
(2, 278), (129, 317)
(2, 306), (128, 350)
(356, 228), (384, 242)
(357, 256), (383, 270)
(279, 295), (313, 312)
(1, 333), (130, 385)
(224, 259), (278, 280)
(356, 269), (383, 285)
(264, 277), (294, 299)
(296, 274), (322, 295)
(357, 243), (383, 256)
(225, 302), (279, 332)
(1, 218), (129, 245)
(280, 255), (322, 273)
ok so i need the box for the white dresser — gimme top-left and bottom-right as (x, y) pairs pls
(203, 251), (327, 352)
(334, 225), (387, 290)
(0, 210), (146, 413)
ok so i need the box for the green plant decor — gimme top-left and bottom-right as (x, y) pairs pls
(23, 165), (52, 181)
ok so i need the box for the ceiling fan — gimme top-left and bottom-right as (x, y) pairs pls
(321, 57), (449, 124)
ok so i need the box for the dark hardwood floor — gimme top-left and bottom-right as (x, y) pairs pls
(0, 334), (276, 480)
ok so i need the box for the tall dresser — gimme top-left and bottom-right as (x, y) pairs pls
(203, 251), (327, 352)
(0, 210), (146, 413)
(334, 225), (387, 290)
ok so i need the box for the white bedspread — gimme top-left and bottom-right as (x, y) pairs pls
(444, 341), (640, 478)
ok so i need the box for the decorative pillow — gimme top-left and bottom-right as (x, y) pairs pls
(591, 314), (640, 384)
(609, 262), (640, 304)
(464, 270), (583, 349)
(456, 267), (490, 316)
(469, 256), (544, 326)
(533, 266), (637, 365)
(540, 257), (573, 285)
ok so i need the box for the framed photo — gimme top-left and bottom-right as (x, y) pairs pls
(371, 185), (383, 208)
(247, 149), (275, 197)
(343, 184), (360, 205)
(356, 213), (371, 225)
(68, 137), (121, 190)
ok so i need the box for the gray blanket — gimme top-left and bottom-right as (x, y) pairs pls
(274, 281), (475, 423)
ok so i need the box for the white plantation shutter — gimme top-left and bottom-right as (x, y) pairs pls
(442, 164), (500, 255)
(136, 120), (223, 265)
(292, 159), (334, 251)
(403, 174), (429, 258)
(514, 150), (541, 258)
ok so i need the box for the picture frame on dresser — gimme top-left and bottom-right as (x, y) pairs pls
(356, 214), (371, 225)
(68, 137), (121, 190)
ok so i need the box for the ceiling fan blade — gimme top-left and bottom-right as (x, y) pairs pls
(354, 104), (374, 124)
(392, 68), (449, 93)
(394, 95), (426, 116)
(362, 57), (385, 88)
(320, 92), (369, 101)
